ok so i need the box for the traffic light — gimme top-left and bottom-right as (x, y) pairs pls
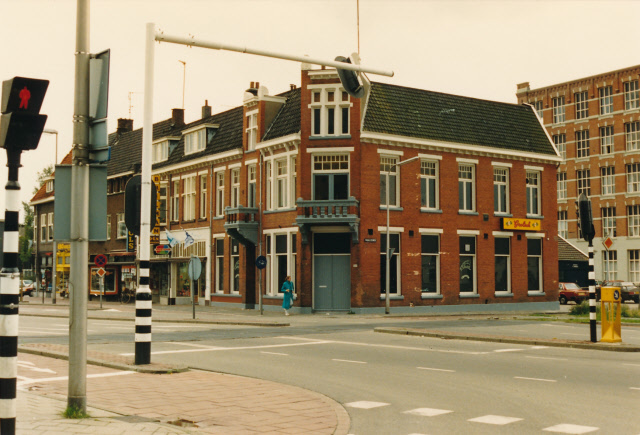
(0, 77), (49, 151)
(335, 55), (365, 99)
(124, 175), (157, 236)
(576, 192), (595, 242)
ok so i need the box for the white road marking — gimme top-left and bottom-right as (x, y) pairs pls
(623, 363), (640, 367)
(17, 361), (56, 374)
(17, 371), (134, 387)
(261, 351), (289, 356)
(417, 367), (455, 373)
(120, 340), (332, 356)
(531, 346), (549, 349)
(468, 415), (523, 425)
(630, 387), (640, 390)
(345, 401), (389, 409)
(332, 359), (366, 364)
(543, 423), (598, 434)
(151, 325), (212, 329)
(494, 348), (525, 353)
(18, 329), (66, 336)
(404, 408), (453, 417)
(169, 342), (221, 349)
(526, 356), (568, 361)
(514, 376), (556, 383)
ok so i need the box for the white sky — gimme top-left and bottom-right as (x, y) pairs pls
(1, 0), (639, 221)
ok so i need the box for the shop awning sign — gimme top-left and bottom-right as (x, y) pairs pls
(154, 244), (171, 255)
(501, 217), (541, 232)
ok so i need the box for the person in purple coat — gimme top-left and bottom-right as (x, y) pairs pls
(281, 276), (294, 315)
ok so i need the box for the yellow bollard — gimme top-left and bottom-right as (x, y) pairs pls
(600, 287), (621, 343)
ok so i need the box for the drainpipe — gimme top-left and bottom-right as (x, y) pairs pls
(209, 162), (214, 300)
(258, 150), (264, 315)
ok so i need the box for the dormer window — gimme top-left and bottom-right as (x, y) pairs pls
(246, 110), (258, 151)
(153, 138), (179, 163)
(183, 124), (218, 155)
(45, 180), (53, 193)
(309, 87), (351, 138)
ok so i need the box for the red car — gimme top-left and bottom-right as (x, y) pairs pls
(558, 282), (589, 305)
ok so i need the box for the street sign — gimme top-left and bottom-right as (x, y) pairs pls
(255, 255), (267, 270)
(188, 255), (202, 281)
(94, 254), (107, 267)
(154, 244), (171, 255)
(603, 237), (613, 251)
(96, 267), (106, 278)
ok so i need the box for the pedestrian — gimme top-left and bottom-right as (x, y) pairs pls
(281, 275), (294, 315)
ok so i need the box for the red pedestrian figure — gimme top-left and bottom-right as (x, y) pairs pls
(18, 86), (31, 109)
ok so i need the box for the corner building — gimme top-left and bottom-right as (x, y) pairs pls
(517, 65), (640, 284)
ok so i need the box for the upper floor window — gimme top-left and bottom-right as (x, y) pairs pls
(215, 172), (225, 217)
(601, 207), (617, 238)
(557, 172), (567, 200)
(171, 180), (180, 221)
(526, 170), (541, 216)
(493, 167), (509, 214)
(576, 130), (590, 158)
(47, 212), (53, 241)
(314, 154), (349, 201)
(106, 215), (111, 240)
(380, 156), (399, 207)
(575, 91), (589, 120)
(40, 214), (46, 242)
(558, 211), (568, 238)
(246, 111), (258, 151)
(310, 88), (350, 137)
(199, 175), (207, 219)
(182, 175), (196, 221)
(184, 129), (206, 155)
(117, 212), (127, 239)
(626, 163), (640, 193)
(158, 182), (167, 225)
(553, 134), (566, 160)
(626, 121), (640, 151)
(533, 100), (543, 120)
(599, 86), (613, 115)
(600, 126), (614, 155)
(601, 166), (615, 196)
(420, 160), (439, 210)
(576, 169), (591, 197)
(458, 164), (475, 212)
(624, 80), (639, 110)
(552, 96), (565, 124)
(153, 140), (169, 163)
(230, 168), (240, 208)
(247, 165), (257, 208)
(45, 180), (53, 193)
(628, 205), (640, 237)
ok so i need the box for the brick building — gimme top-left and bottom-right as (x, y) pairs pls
(517, 65), (640, 284)
(31, 65), (560, 312)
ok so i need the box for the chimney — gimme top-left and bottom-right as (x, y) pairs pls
(172, 108), (185, 126)
(516, 82), (531, 94)
(202, 100), (212, 119)
(290, 84), (297, 90)
(117, 118), (133, 135)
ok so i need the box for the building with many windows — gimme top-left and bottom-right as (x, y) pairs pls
(517, 65), (640, 283)
(31, 65), (560, 312)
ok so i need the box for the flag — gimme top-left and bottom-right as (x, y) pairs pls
(165, 229), (178, 248)
(184, 231), (195, 248)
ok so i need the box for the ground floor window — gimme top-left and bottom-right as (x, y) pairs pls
(421, 234), (439, 293)
(265, 230), (297, 296)
(629, 250), (640, 282)
(176, 261), (191, 297)
(89, 267), (117, 296)
(215, 238), (224, 293)
(150, 262), (170, 297)
(527, 238), (543, 291)
(495, 237), (510, 293)
(380, 233), (400, 294)
(231, 238), (240, 294)
(459, 236), (476, 293)
(602, 250), (617, 281)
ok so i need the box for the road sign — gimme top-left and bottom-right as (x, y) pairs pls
(255, 255), (267, 270)
(188, 256), (202, 281)
(154, 244), (171, 255)
(96, 267), (106, 278)
(603, 237), (613, 251)
(94, 254), (107, 267)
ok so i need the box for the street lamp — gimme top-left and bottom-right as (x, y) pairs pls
(385, 156), (419, 315)
(43, 128), (58, 165)
(43, 128), (59, 304)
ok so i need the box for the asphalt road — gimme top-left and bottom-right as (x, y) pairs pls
(19, 315), (640, 434)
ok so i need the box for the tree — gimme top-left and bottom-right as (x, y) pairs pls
(19, 201), (34, 272)
(33, 164), (54, 194)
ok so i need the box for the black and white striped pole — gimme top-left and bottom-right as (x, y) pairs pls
(0, 76), (49, 434)
(577, 192), (596, 342)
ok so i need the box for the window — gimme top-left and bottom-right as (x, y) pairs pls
(182, 175), (196, 221)
(45, 180), (53, 193)
(246, 111), (258, 151)
(199, 175), (207, 219)
(553, 134), (566, 160)
(626, 121), (640, 151)
(247, 165), (257, 208)
(527, 238), (543, 291)
(106, 215), (111, 240)
(599, 86), (613, 115)
(493, 167), (509, 214)
(184, 129), (207, 154)
(265, 161), (272, 210)
(627, 163), (640, 193)
(266, 232), (297, 296)
(557, 172), (567, 200)
(558, 211), (568, 238)
(380, 233), (400, 295)
(265, 156), (296, 210)
(215, 172), (224, 216)
(602, 250), (617, 281)
(576, 130), (590, 158)
(40, 214), (46, 242)
(552, 96), (565, 124)
(420, 160), (439, 210)
(601, 207), (617, 238)
(600, 126), (614, 155)
(47, 212), (53, 241)
(230, 168), (240, 208)
(117, 213), (127, 239)
(624, 80), (639, 110)
(627, 205), (640, 237)
(310, 88), (350, 137)
(495, 237), (510, 293)
(291, 156), (297, 206)
(171, 180), (180, 221)
(314, 154), (349, 200)
(230, 238), (240, 294)
(526, 170), (541, 215)
(459, 236), (476, 293)
(421, 235), (439, 294)
(215, 238), (224, 293)
(533, 100), (543, 120)
(152, 140), (169, 163)
(576, 169), (591, 196)
(276, 160), (287, 208)
(380, 156), (399, 207)
(458, 164), (475, 212)
(575, 91), (589, 119)
(159, 182), (167, 225)
(600, 166), (615, 196)
(629, 250), (640, 282)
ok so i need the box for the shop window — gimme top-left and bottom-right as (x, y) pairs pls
(421, 234), (439, 293)
(495, 237), (510, 293)
(527, 238), (543, 292)
(215, 238), (224, 293)
(380, 233), (400, 295)
(459, 236), (476, 294)
(230, 238), (240, 294)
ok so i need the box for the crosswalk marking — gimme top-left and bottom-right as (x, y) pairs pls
(404, 408), (453, 417)
(543, 423), (599, 434)
(344, 401), (389, 409)
(468, 415), (523, 425)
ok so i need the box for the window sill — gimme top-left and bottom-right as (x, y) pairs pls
(213, 216), (224, 220)
(309, 135), (351, 140)
(264, 208), (296, 214)
(458, 211), (479, 216)
(379, 206), (404, 212)
(599, 154), (615, 159)
(245, 149), (257, 154)
(379, 294), (404, 300)
(495, 292), (514, 298)
(421, 293), (443, 299)
(527, 291), (545, 297)
(211, 293), (241, 298)
(526, 214), (543, 219)
(624, 193), (640, 198)
(575, 157), (591, 163)
(421, 208), (442, 214)
(600, 195), (616, 200)
(494, 213), (512, 218)
(459, 293), (479, 298)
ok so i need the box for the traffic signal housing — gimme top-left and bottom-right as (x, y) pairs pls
(576, 192), (595, 242)
(335, 55), (365, 99)
(0, 77), (49, 151)
(124, 175), (158, 236)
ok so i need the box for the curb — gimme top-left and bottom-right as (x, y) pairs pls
(374, 327), (640, 352)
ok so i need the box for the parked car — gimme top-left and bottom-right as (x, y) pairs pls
(558, 282), (589, 305)
(598, 281), (640, 303)
(21, 280), (34, 296)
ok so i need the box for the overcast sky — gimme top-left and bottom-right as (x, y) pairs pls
(1, 0), (639, 220)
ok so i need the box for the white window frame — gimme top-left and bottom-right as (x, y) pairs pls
(420, 160), (439, 211)
(275, 159), (288, 209)
(458, 163), (475, 212)
(40, 214), (46, 242)
(199, 175), (207, 219)
(247, 164), (257, 208)
(420, 233), (440, 294)
(230, 238), (240, 294)
(214, 237), (224, 293)
(159, 182), (168, 225)
(380, 232), (401, 296)
(626, 121), (640, 151)
(309, 86), (351, 137)
(215, 171), (225, 217)
(264, 229), (297, 296)
(626, 163), (640, 193)
(152, 140), (169, 163)
(552, 96), (565, 124)
(576, 169), (591, 197)
(493, 167), (509, 214)
(527, 236), (543, 292)
(459, 234), (477, 294)
(45, 180), (53, 193)
(575, 91), (589, 119)
(554, 134), (566, 160)
(601, 166), (615, 196)
(600, 125), (614, 155)
(171, 180), (180, 222)
(106, 215), (111, 240)
(629, 250), (640, 282)
(526, 170), (541, 216)
(557, 172), (567, 200)
(494, 236), (511, 294)
(576, 130), (590, 158)
(182, 175), (196, 221)
(380, 155), (399, 207)
(599, 86), (613, 115)
(47, 212), (53, 241)
(624, 80), (639, 111)
(312, 153), (350, 201)
(602, 250), (618, 281)
(117, 213), (127, 239)
(628, 205), (640, 237)
(558, 211), (568, 239)
(246, 110), (258, 151)
(601, 207), (617, 238)
(230, 168), (240, 208)
(184, 128), (207, 155)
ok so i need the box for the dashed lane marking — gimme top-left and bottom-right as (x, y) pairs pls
(345, 401), (390, 409)
(468, 415), (523, 425)
(514, 376), (556, 383)
(120, 340), (332, 356)
(542, 423), (598, 434)
(332, 359), (367, 364)
(526, 356), (568, 361)
(17, 371), (135, 387)
(404, 408), (453, 417)
(417, 367), (455, 372)
(631, 387), (640, 390)
(261, 351), (289, 356)
(494, 348), (525, 353)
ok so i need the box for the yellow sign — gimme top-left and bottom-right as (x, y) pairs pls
(501, 217), (542, 232)
(151, 175), (161, 244)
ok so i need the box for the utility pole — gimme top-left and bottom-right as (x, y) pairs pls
(68, 0), (90, 413)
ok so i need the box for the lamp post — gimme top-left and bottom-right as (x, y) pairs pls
(385, 156), (419, 315)
(43, 128), (58, 304)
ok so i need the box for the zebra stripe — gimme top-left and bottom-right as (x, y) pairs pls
(588, 245), (597, 342)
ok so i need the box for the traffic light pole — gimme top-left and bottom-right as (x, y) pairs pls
(68, 0), (90, 413)
(588, 239), (596, 342)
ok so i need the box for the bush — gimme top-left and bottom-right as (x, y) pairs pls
(569, 301), (591, 316)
